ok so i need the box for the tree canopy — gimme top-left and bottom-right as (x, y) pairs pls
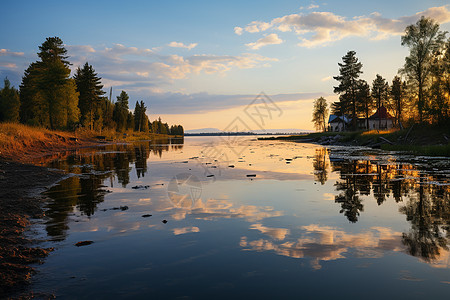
(4, 37), (184, 135)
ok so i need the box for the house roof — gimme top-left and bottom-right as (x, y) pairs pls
(328, 115), (350, 123)
(369, 106), (393, 120)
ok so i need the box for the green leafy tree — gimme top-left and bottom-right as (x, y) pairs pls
(52, 79), (80, 129)
(333, 50), (363, 130)
(312, 97), (328, 131)
(400, 16), (447, 123)
(0, 78), (20, 122)
(74, 62), (105, 130)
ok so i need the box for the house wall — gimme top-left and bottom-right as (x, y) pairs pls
(368, 119), (393, 130)
(328, 122), (346, 132)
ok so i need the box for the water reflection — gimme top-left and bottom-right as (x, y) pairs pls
(312, 148), (450, 266)
(241, 225), (403, 270)
(43, 138), (183, 240)
(41, 138), (449, 277)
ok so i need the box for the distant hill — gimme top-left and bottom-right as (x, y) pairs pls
(185, 128), (314, 135)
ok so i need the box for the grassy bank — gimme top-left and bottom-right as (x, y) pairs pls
(260, 124), (450, 156)
(0, 123), (181, 163)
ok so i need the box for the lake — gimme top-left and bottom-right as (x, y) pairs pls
(31, 136), (450, 299)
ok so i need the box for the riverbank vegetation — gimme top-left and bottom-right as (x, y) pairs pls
(0, 37), (183, 139)
(262, 124), (450, 156)
(0, 122), (180, 163)
(312, 17), (450, 132)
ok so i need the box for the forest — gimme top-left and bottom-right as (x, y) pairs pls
(312, 17), (450, 132)
(0, 37), (183, 136)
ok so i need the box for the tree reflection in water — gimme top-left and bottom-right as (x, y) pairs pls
(43, 138), (183, 240)
(313, 147), (450, 264)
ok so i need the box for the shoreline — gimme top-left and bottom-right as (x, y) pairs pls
(0, 159), (66, 298)
(259, 125), (450, 156)
(0, 127), (183, 297)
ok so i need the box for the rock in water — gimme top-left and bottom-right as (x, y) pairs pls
(75, 241), (94, 247)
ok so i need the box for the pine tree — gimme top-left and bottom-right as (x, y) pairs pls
(372, 74), (389, 129)
(333, 51), (363, 130)
(126, 111), (134, 130)
(134, 101), (141, 131)
(356, 80), (372, 130)
(133, 101), (149, 132)
(19, 37), (79, 129)
(113, 90), (130, 131)
(0, 78), (20, 122)
(74, 62), (105, 130)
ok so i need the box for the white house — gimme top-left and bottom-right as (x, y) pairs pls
(328, 115), (351, 132)
(368, 106), (394, 130)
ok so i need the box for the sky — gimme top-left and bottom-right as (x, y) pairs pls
(1, 0), (450, 131)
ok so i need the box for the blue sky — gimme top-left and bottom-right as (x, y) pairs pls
(1, 0), (450, 130)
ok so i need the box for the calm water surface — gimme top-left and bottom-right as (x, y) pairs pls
(32, 136), (450, 299)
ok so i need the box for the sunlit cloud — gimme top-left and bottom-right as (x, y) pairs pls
(250, 223), (290, 240)
(241, 224), (403, 269)
(244, 21), (272, 33)
(246, 34), (284, 50)
(173, 226), (200, 235)
(236, 5), (450, 47)
(162, 198), (284, 222)
(0, 62), (17, 69)
(65, 43), (277, 92)
(168, 41), (198, 50)
(321, 76), (332, 82)
(234, 26), (243, 35)
(0, 49), (24, 56)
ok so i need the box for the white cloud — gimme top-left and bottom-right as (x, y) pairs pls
(168, 41), (198, 50)
(245, 21), (272, 33)
(246, 33), (283, 50)
(234, 26), (243, 35)
(64, 43), (278, 96)
(236, 5), (450, 48)
(66, 45), (96, 53)
(0, 49), (24, 56)
(321, 76), (332, 82)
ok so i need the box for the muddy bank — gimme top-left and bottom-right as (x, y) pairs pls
(0, 159), (66, 298)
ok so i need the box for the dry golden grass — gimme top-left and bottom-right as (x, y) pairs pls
(361, 128), (399, 135)
(0, 122), (96, 163)
(0, 123), (179, 163)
